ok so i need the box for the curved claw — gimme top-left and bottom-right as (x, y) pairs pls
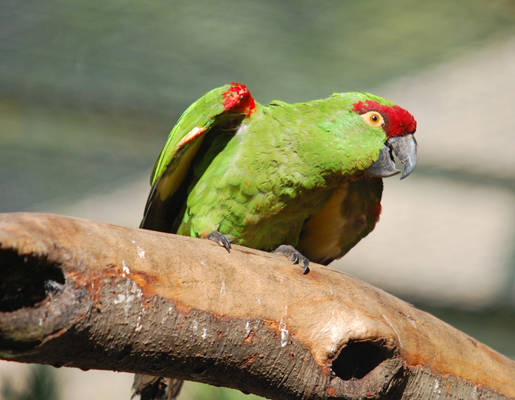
(273, 244), (310, 274)
(366, 134), (417, 179)
(206, 231), (231, 253)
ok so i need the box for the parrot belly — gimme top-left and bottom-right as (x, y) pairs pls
(297, 178), (382, 265)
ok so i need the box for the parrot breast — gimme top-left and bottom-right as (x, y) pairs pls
(297, 178), (383, 265)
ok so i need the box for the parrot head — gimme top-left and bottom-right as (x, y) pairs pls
(353, 99), (417, 179)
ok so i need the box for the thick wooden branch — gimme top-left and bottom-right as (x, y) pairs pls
(0, 213), (513, 399)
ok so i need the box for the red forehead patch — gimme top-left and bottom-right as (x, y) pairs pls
(353, 100), (416, 138)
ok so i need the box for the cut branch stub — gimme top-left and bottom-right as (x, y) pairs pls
(0, 213), (514, 400)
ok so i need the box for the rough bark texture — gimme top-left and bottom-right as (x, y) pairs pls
(0, 212), (513, 399)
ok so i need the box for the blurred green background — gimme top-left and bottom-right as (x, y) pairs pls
(1, 1), (514, 399)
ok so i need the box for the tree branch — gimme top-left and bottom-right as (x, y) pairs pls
(0, 213), (513, 399)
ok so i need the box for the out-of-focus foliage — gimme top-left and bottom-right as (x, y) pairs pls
(0, 104), (158, 211)
(1, 0), (514, 212)
(2, 0), (515, 322)
(181, 382), (262, 400)
(2, 0), (515, 115)
(1, 365), (59, 400)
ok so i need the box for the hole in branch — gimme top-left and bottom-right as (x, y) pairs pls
(332, 340), (393, 380)
(0, 249), (65, 312)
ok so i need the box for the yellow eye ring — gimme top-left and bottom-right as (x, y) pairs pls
(361, 111), (384, 128)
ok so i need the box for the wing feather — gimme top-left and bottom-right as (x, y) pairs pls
(141, 83), (256, 231)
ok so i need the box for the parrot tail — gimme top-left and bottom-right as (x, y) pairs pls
(132, 374), (183, 400)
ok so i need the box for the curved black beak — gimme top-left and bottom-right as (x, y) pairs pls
(365, 134), (417, 179)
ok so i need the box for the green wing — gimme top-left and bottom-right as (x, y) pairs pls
(141, 83), (256, 231)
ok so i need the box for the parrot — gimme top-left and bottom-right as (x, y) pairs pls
(132, 82), (417, 400)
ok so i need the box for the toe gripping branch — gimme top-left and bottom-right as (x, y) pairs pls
(273, 244), (310, 274)
(206, 231), (232, 253)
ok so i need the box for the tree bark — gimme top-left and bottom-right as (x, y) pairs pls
(0, 212), (513, 399)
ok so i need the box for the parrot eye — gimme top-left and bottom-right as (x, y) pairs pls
(361, 111), (384, 128)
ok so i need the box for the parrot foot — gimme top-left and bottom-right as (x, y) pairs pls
(206, 231), (231, 253)
(273, 245), (310, 274)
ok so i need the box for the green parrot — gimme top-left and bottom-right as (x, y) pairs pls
(140, 82), (416, 269)
(132, 82), (417, 400)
